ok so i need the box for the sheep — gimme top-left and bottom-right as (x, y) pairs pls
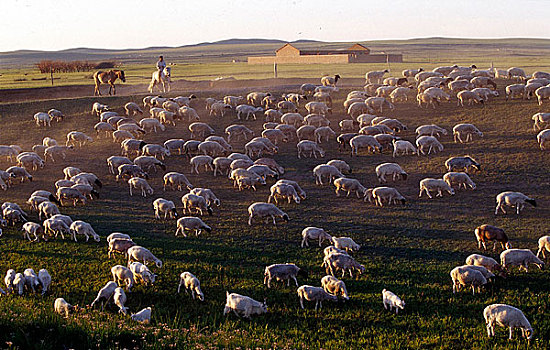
(65, 131), (93, 148)
(37, 201), (60, 220)
(92, 102), (110, 116)
(127, 246), (162, 268)
(402, 67), (423, 78)
(376, 85), (397, 98)
(163, 172), (193, 192)
(457, 90), (485, 107)
(139, 117), (165, 133)
(537, 236), (550, 259)
(281, 113), (304, 128)
(177, 106), (201, 122)
(129, 262), (156, 286)
(296, 140), (325, 159)
(174, 272), (205, 301)
(338, 119), (358, 133)
(56, 187), (86, 206)
(4, 270), (16, 294)
(443, 172), (476, 190)
(264, 109), (282, 122)
(301, 227), (332, 248)
(189, 155), (213, 174)
(247, 165), (278, 181)
(111, 265), (135, 292)
(445, 156), (480, 173)
(495, 191), (536, 215)
(416, 125), (448, 139)
(535, 86), (550, 105)
(375, 163), (407, 183)
(484, 304), (533, 341)
(172, 94), (197, 107)
(141, 144), (170, 160)
(111, 287), (129, 314)
(537, 129), (550, 150)
(333, 177), (366, 199)
(3, 207), (27, 226)
(12, 273), (25, 295)
(370, 187), (406, 206)
(450, 266), (487, 295)
(107, 232), (131, 243)
(69, 220), (100, 242)
(500, 249), (544, 272)
(33, 112), (52, 127)
(213, 157), (233, 176)
(331, 237), (360, 252)
(296, 125), (316, 141)
(466, 254), (505, 275)
(113, 130), (135, 143)
(392, 140), (417, 157)
(248, 202), (289, 226)
(275, 124), (297, 141)
(23, 268), (41, 293)
(415, 136), (444, 155)
(470, 76), (497, 89)
(382, 289), (405, 314)
(389, 86), (415, 103)
(313, 164), (344, 185)
(90, 281), (117, 310)
(230, 159), (254, 171)
(320, 74), (341, 87)
(224, 292), (267, 318)
(209, 102), (232, 117)
(189, 122), (215, 139)
(268, 183), (300, 204)
(21, 222), (44, 242)
(117, 164), (148, 181)
(263, 263), (306, 288)
(423, 87), (451, 103)
(507, 67), (527, 81)
(261, 128), (287, 146)
(276, 179), (306, 200)
(350, 135), (382, 156)
(6, 166), (32, 183)
(54, 298), (78, 318)
(130, 307), (152, 323)
(181, 193), (213, 216)
(505, 84), (525, 101)
(38, 269), (51, 295)
(245, 140), (274, 158)
(124, 102), (143, 116)
(365, 97), (395, 113)
(416, 92), (440, 109)
(43, 217), (70, 239)
(320, 275), (349, 300)
(323, 253), (365, 277)
(314, 126), (336, 144)
(225, 124), (254, 143)
(419, 178), (455, 198)
(366, 69), (389, 84)
(128, 177), (154, 197)
(153, 198), (178, 219)
(108, 238), (136, 258)
(55, 179), (76, 190)
(531, 113), (550, 131)
(297, 285), (338, 311)
(133, 156), (165, 174)
(175, 216), (211, 237)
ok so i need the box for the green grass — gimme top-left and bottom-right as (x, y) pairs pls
(0, 76), (549, 349)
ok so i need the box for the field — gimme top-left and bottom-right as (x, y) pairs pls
(0, 54), (550, 348)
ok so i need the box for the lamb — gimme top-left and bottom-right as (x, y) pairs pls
(495, 191), (536, 215)
(301, 227), (332, 248)
(415, 136), (444, 155)
(108, 238), (136, 258)
(484, 304), (533, 341)
(37, 269), (51, 295)
(22, 222), (44, 241)
(263, 263), (305, 288)
(505, 84), (525, 101)
(112, 287), (129, 314)
(297, 285), (338, 311)
(175, 216), (211, 237)
(153, 198), (178, 219)
(127, 246), (162, 268)
(392, 140), (417, 157)
(248, 202), (289, 226)
(320, 74), (341, 87)
(224, 292), (267, 318)
(370, 187), (406, 206)
(6, 166), (32, 183)
(181, 193), (213, 216)
(54, 298), (78, 318)
(331, 237), (360, 252)
(90, 281), (117, 310)
(38, 201), (60, 220)
(323, 253), (365, 277)
(321, 275), (349, 300)
(131, 307), (152, 324)
(465, 254), (505, 275)
(419, 178), (455, 198)
(535, 86), (550, 105)
(189, 122), (215, 139)
(111, 265), (135, 291)
(128, 177), (154, 197)
(34, 112), (52, 127)
(450, 266), (487, 295)
(69, 220), (100, 242)
(500, 249), (544, 272)
(313, 164), (344, 185)
(366, 69), (389, 84)
(382, 289), (405, 314)
(276, 179), (306, 200)
(443, 172), (476, 190)
(268, 183), (301, 204)
(297, 140), (325, 159)
(174, 271), (205, 301)
(375, 163), (407, 183)
(23, 268), (41, 293)
(129, 262), (156, 286)
(333, 177), (366, 199)
(43, 217), (70, 239)
(537, 236), (550, 259)
(350, 135), (382, 156)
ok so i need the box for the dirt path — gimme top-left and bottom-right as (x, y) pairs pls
(0, 78), (366, 104)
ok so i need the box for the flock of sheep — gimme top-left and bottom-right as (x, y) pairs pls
(1, 63), (550, 341)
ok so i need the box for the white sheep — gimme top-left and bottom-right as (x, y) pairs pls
(131, 307), (152, 324)
(333, 177), (366, 198)
(323, 253), (365, 277)
(153, 198), (178, 219)
(34, 112), (52, 127)
(69, 220), (100, 242)
(365, 69), (389, 84)
(297, 285), (338, 311)
(112, 287), (129, 314)
(23, 268), (41, 293)
(365, 97), (395, 113)
(175, 216), (211, 237)
(465, 254), (505, 275)
(535, 85), (550, 105)
(129, 262), (157, 286)
(484, 304), (533, 341)
(382, 289), (405, 314)
(301, 227), (332, 248)
(331, 237), (360, 252)
(54, 298), (78, 318)
(108, 238), (136, 259)
(321, 275), (349, 300)
(22, 222), (44, 241)
(450, 266), (487, 295)
(419, 178), (455, 198)
(111, 265), (135, 291)
(268, 183), (301, 204)
(66, 131), (93, 148)
(178, 272), (204, 300)
(128, 177), (154, 197)
(370, 187), (406, 206)
(297, 140), (325, 159)
(313, 164), (343, 185)
(181, 193), (213, 216)
(500, 249), (544, 272)
(416, 124), (448, 138)
(375, 163), (407, 183)
(392, 140), (417, 157)
(275, 179), (305, 200)
(38, 201), (59, 220)
(505, 84), (525, 101)
(457, 90), (485, 107)
(495, 191), (536, 215)
(349, 135), (382, 155)
(127, 246), (162, 268)
(224, 292), (267, 318)
(443, 172), (476, 190)
(248, 202), (289, 226)
(415, 136), (444, 155)
(536, 235), (550, 259)
(90, 281), (117, 310)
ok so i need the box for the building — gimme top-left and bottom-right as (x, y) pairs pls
(248, 43), (403, 65)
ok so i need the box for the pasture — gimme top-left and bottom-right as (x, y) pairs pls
(0, 73), (549, 349)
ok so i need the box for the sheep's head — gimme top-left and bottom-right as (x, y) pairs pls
(282, 213), (290, 222)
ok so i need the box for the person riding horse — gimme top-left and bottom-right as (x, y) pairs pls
(157, 56), (166, 79)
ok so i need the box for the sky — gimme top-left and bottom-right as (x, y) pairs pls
(1, 0), (549, 52)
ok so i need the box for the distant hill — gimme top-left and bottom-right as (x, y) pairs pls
(1, 37), (550, 69)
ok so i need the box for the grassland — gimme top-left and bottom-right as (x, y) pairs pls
(0, 72), (549, 349)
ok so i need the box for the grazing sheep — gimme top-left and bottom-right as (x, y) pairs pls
(457, 90), (485, 107)
(247, 165), (278, 181)
(189, 155), (214, 174)
(301, 227), (332, 248)
(129, 262), (157, 286)
(323, 253), (365, 277)
(332, 237), (360, 252)
(107, 232), (131, 243)
(264, 264), (306, 288)
(314, 126), (336, 143)
(500, 249), (544, 272)
(416, 92), (441, 109)
(445, 156), (480, 173)
(505, 84), (525, 101)
(181, 193), (212, 216)
(112, 287), (129, 314)
(443, 172), (476, 190)
(321, 275), (349, 300)
(108, 238), (136, 259)
(117, 164), (148, 181)
(131, 307), (152, 324)
(537, 235), (550, 259)
(507, 67), (527, 81)
(3, 207), (27, 226)
(38, 201), (60, 220)
(4, 270), (16, 294)
(365, 97), (395, 113)
(495, 191), (536, 215)
(224, 292), (267, 318)
(375, 163), (407, 183)
(111, 265), (134, 292)
(69, 220), (100, 242)
(276, 179), (306, 200)
(54, 298), (78, 318)
(297, 285), (337, 311)
(419, 178), (455, 198)
(38, 269), (51, 295)
(366, 70), (389, 84)
(450, 266), (487, 295)
(392, 140), (417, 157)
(153, 198), (177, 219)
(177, 272), (204, 301)
(472, 87), (499, 101)
(466, 254), (505, 275)
(162, 172), (192, 193)
(535, 86), (550, 105)
(90, 281), (117, 310)
(34, 112), (52, 127)
(127, 246), (162, 268)
(382, 289), (405, 314)
(6, 166), (32, 183)
(128, 177), (154, 197)
(248, 202), (289, 226)
(23, 268), (41, 293)
(297, 140), (325, 159)
(415, 136), (444, 155)
(213, 157), (233, 176)
(532, 113), (550, 131)
(370, 187), (406, 206)
(268, 183), (300, 204)
(189, 122), (215, 139)
(124, 102), (143, 116)
(22, 222), (44, 241)
(416, 124), (448, 138)
(350, 135), (382, 156)
(333, 177), (366, 198)
(66, 131), (93, 148)
(12, 273), (25, 295)
(175, 216), (211, 237)
(484, 304), (533, 341)
(313, 164), (344, 185)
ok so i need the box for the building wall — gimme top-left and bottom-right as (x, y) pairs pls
(350, 54), (403, 63)
(248, 54), (350, 65)
(276, 45), (301, 57)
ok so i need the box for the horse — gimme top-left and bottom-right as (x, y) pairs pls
(93, 70), (126, 96)
(149, 66), (171, 93)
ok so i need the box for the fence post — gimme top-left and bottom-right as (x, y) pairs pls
(50, 68), (54, 86)
(274, 62), (278, 79)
